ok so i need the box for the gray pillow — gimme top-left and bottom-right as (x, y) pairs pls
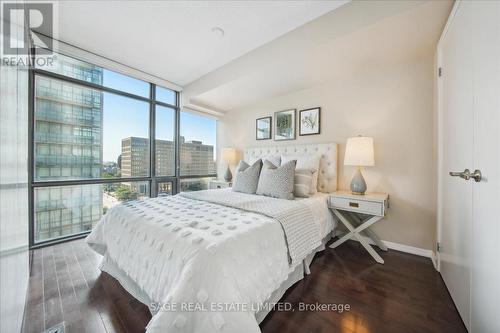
(256, 160), (296, 200)
(232, 159), (262, 194)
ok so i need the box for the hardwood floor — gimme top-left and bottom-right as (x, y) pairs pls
(22, 239), (467, 333)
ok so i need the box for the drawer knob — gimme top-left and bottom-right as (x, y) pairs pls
(349, 202), (359, 208)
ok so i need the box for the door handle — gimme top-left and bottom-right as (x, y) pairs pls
(449, 169), (482, 182)
(449, 169), (471, 180)
(470, 169), (482, 182)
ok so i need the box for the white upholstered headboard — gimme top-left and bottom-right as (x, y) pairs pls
(244, 143), (338, 193)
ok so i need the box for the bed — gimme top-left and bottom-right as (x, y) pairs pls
(86, 143), (338, 333)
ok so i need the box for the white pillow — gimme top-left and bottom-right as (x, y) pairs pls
(248, 155), (281, 167)
(281, 154), (320, 194)
(294, 168), (318, 198)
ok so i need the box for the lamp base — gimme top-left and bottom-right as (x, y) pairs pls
(350, 168), (367, 195)
(223, 166), (232, 182)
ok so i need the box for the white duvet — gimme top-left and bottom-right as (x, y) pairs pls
(86, 190), (333, 333)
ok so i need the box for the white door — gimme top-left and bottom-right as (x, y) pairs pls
(470, 2), (500, 333)
(439, 1), (474, 329)
(439, 1), (500, 332)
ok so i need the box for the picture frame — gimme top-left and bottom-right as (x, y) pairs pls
(256, 116), (272, 140)
(274, 109), (296, 141)
(299, 107), (321, 136)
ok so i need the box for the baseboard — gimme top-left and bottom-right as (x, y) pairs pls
(334, 230), (435, 262)
(383, 240), (433, 259)
(431, 252), (439, 271)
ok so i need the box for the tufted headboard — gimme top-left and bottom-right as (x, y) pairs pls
(243, 142), (338, 193)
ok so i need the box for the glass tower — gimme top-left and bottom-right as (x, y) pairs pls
(34, 59), (104, 242)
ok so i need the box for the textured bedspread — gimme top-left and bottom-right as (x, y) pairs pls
(180, 190), (321, 265)
(86, 192), (320, 333)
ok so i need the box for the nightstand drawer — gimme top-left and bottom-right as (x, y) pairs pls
(330, 197), (384, 216)
(208, 180), (232, 189)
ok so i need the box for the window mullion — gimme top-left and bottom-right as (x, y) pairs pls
(150, 83), (156, 197)
(174, 92), (181, 194)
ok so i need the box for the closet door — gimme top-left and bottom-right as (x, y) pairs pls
(439, 1), (474, 330)
(470, 2), (500, 332)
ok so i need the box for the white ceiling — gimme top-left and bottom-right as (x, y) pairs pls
(56, 0), (347, 87)
(184, 0), (453, 112)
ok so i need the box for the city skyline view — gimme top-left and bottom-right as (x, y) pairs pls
(32, 52), (217, 243)
(38, 52), (216, 164)
(102, 86), (217, 164)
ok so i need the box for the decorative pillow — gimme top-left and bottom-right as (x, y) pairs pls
(294, 168), (318, 198)
(232, 159), (262, 194)
(256, 160), (296, 200)
(281, 154), (320, 194)
(248, 155), (281, 167)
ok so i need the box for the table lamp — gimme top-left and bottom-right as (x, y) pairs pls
(344, 136), (375, 195)
(222, 148), (237, 182)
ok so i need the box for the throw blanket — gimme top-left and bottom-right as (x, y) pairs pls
(180, 190), (321, 265)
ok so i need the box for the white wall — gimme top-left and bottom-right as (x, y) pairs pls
(0, 12), (30, 333)
(218, 57), (437, 250)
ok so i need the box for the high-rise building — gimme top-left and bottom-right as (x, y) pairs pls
(121, 136), (215, 193)
(34, 59), (103, 242)
(121, 137), (151, 178)
(179, 136), (216, 176)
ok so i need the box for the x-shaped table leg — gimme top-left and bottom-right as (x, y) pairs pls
(347, 211), (388, 252)
(330, 209), (385, 264)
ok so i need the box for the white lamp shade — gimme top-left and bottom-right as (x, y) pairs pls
(222, 147), (237, 164)
(344, 136), (375, 166)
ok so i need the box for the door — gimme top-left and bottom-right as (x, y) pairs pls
(469, 2), (500, 333)
(439, 1), (500, 332)
(439, 1), (474, 329)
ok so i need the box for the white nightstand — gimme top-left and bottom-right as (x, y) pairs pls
(329, 190), (389, 264)
(208, 180), (232, 190)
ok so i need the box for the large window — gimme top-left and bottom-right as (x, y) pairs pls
(30, 51), (217, 246)
(155, 106), (175, 177)
(180, 111), (217, 177)
(34, 76), (150, 181)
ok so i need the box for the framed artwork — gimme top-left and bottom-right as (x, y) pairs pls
(299, 107), (321, 136)
(256, 116), (272, 140)
(274, 109), (296, 141)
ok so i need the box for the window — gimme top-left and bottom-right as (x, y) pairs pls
(34, 77), (150, 181)
(180, 112), (217, 176)
(37, 52), (150, 97)
(156, 86), (176, 105)
(180, 177), (217, 192)
(33, 182), (149, 243)
(30, 50), (217, 247)
(155, 106), (175, 177)
(158, 182), (174, 197)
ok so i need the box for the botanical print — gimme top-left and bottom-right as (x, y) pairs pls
(274, 109), (296, 140)
(256, 117), (271, 140)
(299, 108), (320, 135)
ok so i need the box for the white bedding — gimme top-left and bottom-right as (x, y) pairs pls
(86, 190), (334, 333)
(180, 189), (324, 265)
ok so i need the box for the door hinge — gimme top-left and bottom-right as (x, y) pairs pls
(438, 67), (443, 77)
(437, 242), (442, 252)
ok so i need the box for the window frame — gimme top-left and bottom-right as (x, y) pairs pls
(28, 49), (216, 248)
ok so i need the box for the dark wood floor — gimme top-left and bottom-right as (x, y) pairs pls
(22, 239), (467, 333)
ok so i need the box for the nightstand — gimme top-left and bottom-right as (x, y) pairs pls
(208, 180), (232, 190)
(329, 190), (389, 264)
